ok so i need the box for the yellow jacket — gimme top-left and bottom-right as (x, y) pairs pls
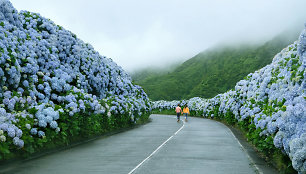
(183, 107), (190, 114)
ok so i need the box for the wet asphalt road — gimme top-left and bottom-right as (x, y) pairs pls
(1, 115), (277, 174)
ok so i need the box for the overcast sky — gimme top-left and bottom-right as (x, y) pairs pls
(10, 0), (306, 72)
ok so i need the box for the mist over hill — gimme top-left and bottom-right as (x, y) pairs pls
(132, 30), (300, 101)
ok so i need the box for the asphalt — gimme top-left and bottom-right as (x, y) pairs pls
(0, 114), (278, 174)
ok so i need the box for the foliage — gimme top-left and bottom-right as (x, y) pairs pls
(0, 0), (151, 162)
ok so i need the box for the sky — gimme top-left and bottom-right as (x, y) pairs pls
(10, 0), (306, 72)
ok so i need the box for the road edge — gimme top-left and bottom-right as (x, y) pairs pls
(0, 119), (152, 174)
(217, 121), (280, 174)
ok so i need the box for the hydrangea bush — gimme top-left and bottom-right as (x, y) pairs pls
(0, 0), (150, 160)
(153, 25), (306, 173)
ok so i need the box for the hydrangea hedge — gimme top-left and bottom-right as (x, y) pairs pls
(0, 0), (151, 161)
(153, 26), (306, 173)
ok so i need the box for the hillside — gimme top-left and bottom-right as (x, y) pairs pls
(133, 32), (299, 101)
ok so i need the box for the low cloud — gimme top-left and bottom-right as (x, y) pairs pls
(11, 0), (306, 72)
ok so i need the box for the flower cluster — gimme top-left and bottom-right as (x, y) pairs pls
(0, 0), (150, 155)
(153, 25), (306, 173)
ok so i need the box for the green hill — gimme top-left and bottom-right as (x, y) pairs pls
(132, 31), (299, 101)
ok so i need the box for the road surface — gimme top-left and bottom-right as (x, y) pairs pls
(1, 114), (278, 174)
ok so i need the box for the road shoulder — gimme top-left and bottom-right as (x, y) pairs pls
(225, 124), (279, 174)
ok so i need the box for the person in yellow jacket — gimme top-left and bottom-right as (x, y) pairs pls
(183, 104), (190, 122)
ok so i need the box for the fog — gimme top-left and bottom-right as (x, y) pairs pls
(10, 0), (306, 72)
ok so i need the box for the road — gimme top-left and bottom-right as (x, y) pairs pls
(1, 114), (278, 174)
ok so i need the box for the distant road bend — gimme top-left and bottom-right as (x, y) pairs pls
(2, 115), (278, 174)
